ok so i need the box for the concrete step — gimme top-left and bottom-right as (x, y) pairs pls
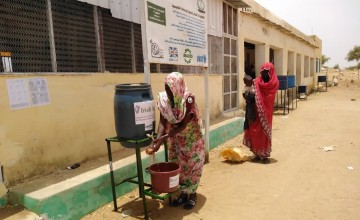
(7, 117), (244, 220)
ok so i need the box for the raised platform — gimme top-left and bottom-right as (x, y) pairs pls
(7, 117), (244, 220)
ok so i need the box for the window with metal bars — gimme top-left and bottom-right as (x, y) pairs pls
(223, 2), (238, 111)
(0, 0), (212, 75)
(52, 0), (98, 72)
(0, 0), (52, 72)
(208, 35), (223, 74)
(100, 8), (132, 73)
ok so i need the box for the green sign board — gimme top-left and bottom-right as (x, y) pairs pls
(147, 1), (166, 26)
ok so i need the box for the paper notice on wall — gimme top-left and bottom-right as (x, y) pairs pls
(6, 78), (31, 110)
(28, 78), (50, 106)
(6, 77), (50, 110)
(169, 174), (179, 188)
(134, 100), (155, 130)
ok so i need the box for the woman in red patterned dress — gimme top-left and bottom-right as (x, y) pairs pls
(243, 62), (279, 164)
(146, 72), (205, 210)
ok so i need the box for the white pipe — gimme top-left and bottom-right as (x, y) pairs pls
(140, 0), (150, 84)
(204, 67), (210, 163)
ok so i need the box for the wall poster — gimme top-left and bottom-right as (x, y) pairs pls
(145, 0), (208, 67)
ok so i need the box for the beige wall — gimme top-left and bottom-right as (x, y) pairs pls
(238, 11), (321, 89)
(1, 0), (323, 186)
(0, 73), (222, 186)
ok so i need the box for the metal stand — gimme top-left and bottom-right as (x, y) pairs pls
(288, 86), (297, 110)
(276, 89), (289, 115)
(105, 136), (173, 219)
(318, 75), (328, 92)
(297, 85), (307, 100)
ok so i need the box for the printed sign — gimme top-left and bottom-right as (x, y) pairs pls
(147, 1), (166, 26)
(6, 78), (31, 110)
(134, 100), (155, 131)
(6, 77), (50, 110)
(169, 174), (179, 188)
(28, 78), (50, 106)
(145, 0), (208, 67)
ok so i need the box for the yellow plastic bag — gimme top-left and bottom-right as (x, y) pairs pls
(220, 147), (250, 162)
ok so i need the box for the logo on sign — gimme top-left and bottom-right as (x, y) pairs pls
(197, 0), (205, 13)
(134, 105), (155, 114)
(183, 48), (193, 64)
(150, 39), (164, 58)
(197, 55), (207, 63)
(168, 47), (178, 62)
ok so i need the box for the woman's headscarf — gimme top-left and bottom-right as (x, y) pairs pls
(157, 72), (189, 124)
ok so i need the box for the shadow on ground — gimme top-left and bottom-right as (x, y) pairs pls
(115, 193), (207, 220)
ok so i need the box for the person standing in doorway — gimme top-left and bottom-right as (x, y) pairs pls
(249, 64), (256, 79)
(146, 72), (205, 210)
(243, 62), (279, 164)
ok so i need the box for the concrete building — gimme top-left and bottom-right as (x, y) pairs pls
(239, 0), (322, 88)
(0, 0), (321, 216)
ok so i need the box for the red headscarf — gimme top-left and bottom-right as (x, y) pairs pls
(243, 62), (279, 157)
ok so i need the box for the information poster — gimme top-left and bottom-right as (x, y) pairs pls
(6, 78), (31, 110)
(145, 0), (208, 67)
(28, 78), (50, 106)
(6, 77), (50, 110)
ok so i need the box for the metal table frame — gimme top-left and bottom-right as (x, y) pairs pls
(318, 75), (328, 92)
(275, 86), (298, 114)
(297, 85), (308, 100)
(105, 136), (174, 219)
(288, 86), (297, 110)
(275, 88), (289, 115)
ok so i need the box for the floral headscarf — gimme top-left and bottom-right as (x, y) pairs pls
(158, 72), (190, 124)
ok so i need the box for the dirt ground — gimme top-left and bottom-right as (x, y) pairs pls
(1, 70), (359, 220)
(81, 71), (360, 220)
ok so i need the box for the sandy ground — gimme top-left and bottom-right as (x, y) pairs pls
(1, 70), (359, 220)
(81, 71), (360, 220)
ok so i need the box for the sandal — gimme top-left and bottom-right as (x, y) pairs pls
(261, 158), (270, 164)
(183, 193), (197, 210)
(171, 192), (188, 207)
(251, 156), (261, 162)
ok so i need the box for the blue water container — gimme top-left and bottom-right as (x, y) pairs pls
(277, 75), (288, 90)
(114, 83), (155, 147)
(287, 75), (296, 88)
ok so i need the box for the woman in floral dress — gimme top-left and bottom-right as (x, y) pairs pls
(146, 72), (205, 210)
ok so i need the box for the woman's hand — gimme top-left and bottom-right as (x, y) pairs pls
(154, 133), (169, 142)
(145, 133), (170, 155)
(145, 143), (161, 155)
